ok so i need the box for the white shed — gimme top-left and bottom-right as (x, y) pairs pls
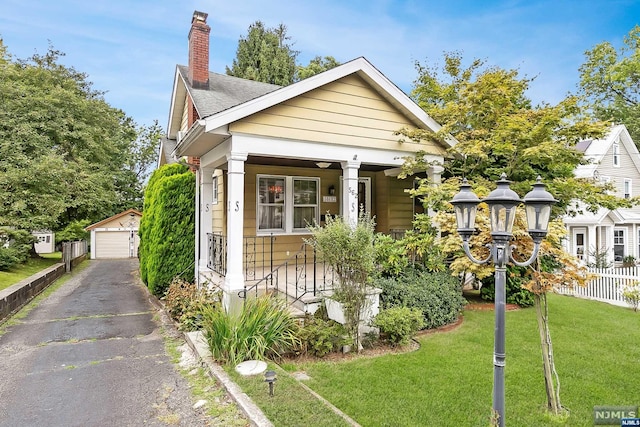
(86, 209), (142, 259)
(33, 231), (55, 254)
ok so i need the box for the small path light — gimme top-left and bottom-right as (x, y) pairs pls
(451, 174), (556, 427)
(264, 370), (277, 397)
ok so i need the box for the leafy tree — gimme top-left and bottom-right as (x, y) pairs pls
(295, 55), (340, 81)
(401, 53), (632, 418)
(579, 25), (640, 143)
(226, 21), (298, 85)
(55, 220), (90, 244)
(116, 120), (163, 212)
(0, 41), (157, 243)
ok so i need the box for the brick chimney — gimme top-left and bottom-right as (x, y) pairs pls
(188, 11), (210, 89)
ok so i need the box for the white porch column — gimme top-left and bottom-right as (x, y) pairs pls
(341, 159), (361, 228)
(427, 164), (444, 185)
(223, 152), (248, 314)
(587, 225), (596, 265)
(199, 167), (214, 271)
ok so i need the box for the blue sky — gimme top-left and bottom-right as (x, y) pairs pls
(1, 0), (639, 130)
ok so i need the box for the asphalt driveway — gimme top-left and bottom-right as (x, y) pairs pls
(0, 259), (238, 427)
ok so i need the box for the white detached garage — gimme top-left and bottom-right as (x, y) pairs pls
(86, 209), (142, 259)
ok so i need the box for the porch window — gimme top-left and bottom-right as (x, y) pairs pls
(293, 178), (318, 229)
(258, 176), (285, 231)
(613, 142), (620, 167)
(614, 229), (625, 262)
(257, 175), (319, 233)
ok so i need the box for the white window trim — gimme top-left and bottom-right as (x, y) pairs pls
(613, 142), (620, 167)
(624, 178), (632, 199)
(212, 175), (219, 204)
(256, 174), (320, 235)
(614, 228), (626, 261)
(574, 228), (586, 261)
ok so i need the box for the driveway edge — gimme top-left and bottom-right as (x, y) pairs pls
(146, 294), (273, 427)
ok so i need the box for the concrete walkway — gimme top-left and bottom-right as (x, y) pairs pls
(0, 259), (246, 427)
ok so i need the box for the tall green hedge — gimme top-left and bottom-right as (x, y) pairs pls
(139, 163), (195, 296)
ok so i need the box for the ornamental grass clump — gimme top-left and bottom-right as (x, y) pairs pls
(200, 296), (300, 365)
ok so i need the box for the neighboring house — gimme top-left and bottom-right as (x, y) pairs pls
(565, 124), (640, 265)
(33, 231), (55, 254)
(162, 11), (454, 309)
(85, 209), (142, 259)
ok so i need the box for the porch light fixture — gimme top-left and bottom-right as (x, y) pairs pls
(450, 174), (556, 427)
(264, 370), (277, 396)
(316, 162), (332, 169)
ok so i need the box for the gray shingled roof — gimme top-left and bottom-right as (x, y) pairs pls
(575, 139), (593, 153)
(178, 65), (281, 118)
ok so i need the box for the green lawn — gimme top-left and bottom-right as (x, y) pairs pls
(259, 294), (640, 426)
(0, 253), (62, 291)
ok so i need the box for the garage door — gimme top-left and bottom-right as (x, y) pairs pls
(95, 231), (138, 259)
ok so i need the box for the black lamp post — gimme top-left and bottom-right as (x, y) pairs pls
(451, 174), (556, 427)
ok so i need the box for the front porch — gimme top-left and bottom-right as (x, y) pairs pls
(205, 233), (336, 313)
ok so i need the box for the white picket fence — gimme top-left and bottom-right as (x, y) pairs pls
(555, 267), (638, 308)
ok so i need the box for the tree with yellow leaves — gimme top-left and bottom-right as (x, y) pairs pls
(400, 53), (633, 419)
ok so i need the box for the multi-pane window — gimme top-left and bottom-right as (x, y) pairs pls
(613, 143), (620, 167)
(614, 229), (625, 262)
(257, 175), (319, 233)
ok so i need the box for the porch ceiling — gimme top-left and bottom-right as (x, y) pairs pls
(245, 155), (390, 172)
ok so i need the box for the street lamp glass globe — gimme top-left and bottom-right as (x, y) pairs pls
(451, 179), (481, 240)
(483, 174), (521, 236)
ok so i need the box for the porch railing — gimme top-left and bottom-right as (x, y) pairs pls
(207, 233), (226, 275)
(206, 233), (335, 302)
(240, 242), (336, 303)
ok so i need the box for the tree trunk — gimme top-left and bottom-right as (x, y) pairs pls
(534, 291), (563, 414)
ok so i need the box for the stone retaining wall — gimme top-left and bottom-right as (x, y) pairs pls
(0, 263), (66, 322)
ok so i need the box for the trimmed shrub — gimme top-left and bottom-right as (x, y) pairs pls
(297, 317), (350, 357)
(480, 265), (534, 307)
(200, 296), (300, 365)
(378, 269), (465, 329)
(139, 163), (195, 296)
(0, 227), (37, 271)
(373, 306), (424, 346)
(139, 163), (190, 287)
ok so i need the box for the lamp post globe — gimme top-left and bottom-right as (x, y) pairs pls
(523, 176), (557, 243)
(482, 174), (521, 240)
(450, 178), (481, 242)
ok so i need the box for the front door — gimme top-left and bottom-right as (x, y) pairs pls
(358, 177), (371, 215)
(573, 228), (585, 261)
